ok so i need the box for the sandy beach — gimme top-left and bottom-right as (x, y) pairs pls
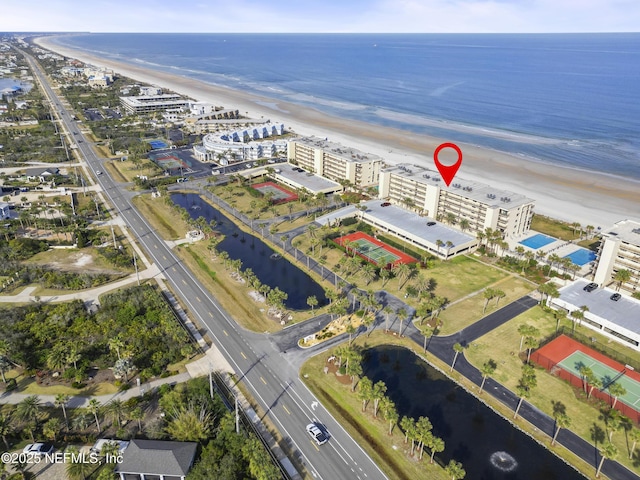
(35, 36), (639, 229)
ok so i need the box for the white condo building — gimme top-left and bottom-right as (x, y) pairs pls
(594, 220), (640, 296)
(379, 163), (535, 238)
(193, 124), (286, 164)
(287, 137), (382, 188)
(120, 94), (191, 115)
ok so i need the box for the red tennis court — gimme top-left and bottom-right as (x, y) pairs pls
(532, 335), (640, 422)
(334, 231), (417, 268)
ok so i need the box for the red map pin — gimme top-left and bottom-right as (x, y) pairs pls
(433, 143), (463, 186)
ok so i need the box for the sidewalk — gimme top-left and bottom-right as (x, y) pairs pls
(0, 263), (163, 304)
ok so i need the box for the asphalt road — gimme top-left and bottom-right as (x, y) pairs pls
(26, 53), (387, 480)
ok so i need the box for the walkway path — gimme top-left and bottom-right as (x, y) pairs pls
(0, 263), (163, 304)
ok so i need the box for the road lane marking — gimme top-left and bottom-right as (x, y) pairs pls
(196, 297), (202, 302)
(260, 377), (267, 385)
(223, 330), (228, 336)
(240, 352), (247, 359)
(283, 405), (291, 415)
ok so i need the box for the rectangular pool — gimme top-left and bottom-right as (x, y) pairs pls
(564, 248), (597, 266)
(519, 233), (556, 250)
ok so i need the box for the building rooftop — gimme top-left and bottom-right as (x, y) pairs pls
(120, 94), (188, 107)
(601, 219), (640, 246)
(293, 136), (383, 163)
(276, 163), (341, 193)
(361, 200), (475, 247)
(557, 279), (640, 335)
(115, 439), (197, 477)
(384, 163), (534, 209)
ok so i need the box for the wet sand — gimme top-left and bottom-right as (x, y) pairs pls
(35, 36), (639, 229)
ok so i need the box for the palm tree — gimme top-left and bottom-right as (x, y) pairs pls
(108, 337), (124, 361)
(551, 411), (571, 446)
(428, 436), (445, 464)
(66, 445), (95, 480)
(0, 412), (13, 450)
(419, 325), (435, 353)
(129, 407), (144, 432)
(482, 288), (495, 314)
(524, 335), (539, 363)
(445, 459), (466, 480)
(306, 295), (318, 312)
(383, 305), (393, 332)
(400, 416), (415, 444)
(0, 355), (9, 383)
(358, 377), (373, 412)
(479, 359), (497, 394)
(16, 395), (42, 443)
(614, 269), (631, 291)
(609, 382), (627, 409)
(629, 428), (640, 459)
(88, 399), (102, 433)
(106, 399), (127, 427)
(43, 417), (62, 442)
(596, 442), (618, 478)
(396, 308), (408, 336)
(450, 343), (465, 372)
(372, 381), (387, 418)
(379, 268), (392, 288)
(514, 364), (537, 420)
(55, 394), (70, 430)
(379, 396), (398, 435)
(392, 263), (412, 289)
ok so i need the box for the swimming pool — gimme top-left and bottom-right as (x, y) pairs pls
(564, 248), (597, 266)
(519, 233), (556, 250)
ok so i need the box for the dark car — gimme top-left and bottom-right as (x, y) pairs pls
(426, 221), (437, 226)
(610, 293), (622, 301)
(306, 423), (328, 445)
(380, 202), (391, 207)
(583, 282), (598, 292)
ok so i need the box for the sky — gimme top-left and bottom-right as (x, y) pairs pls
(1, 0), (638, 33)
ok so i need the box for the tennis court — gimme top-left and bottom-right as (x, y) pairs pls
(149, 152), (192, 172)
(558, 350), (640, 410)
(252, 181), (298, 203)
(148, 139), (168, 149)
(334, 231), (416, 268)
(532, 334), (640, 420)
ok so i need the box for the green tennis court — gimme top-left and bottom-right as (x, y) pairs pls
(559, 350), (640, 409)
(349, 238), (400, 265)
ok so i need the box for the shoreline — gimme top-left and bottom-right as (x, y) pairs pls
(34, 36), (639, 228)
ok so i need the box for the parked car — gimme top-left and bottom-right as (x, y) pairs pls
(96, 170), (102, 175)
(23, 443), (54, 455)
(426, 221), (437, 226)
(380, 202), (391, 207)
(306, 423), (328, 445)
(583, 282), (598, 292)
(610, 293), (622, 301)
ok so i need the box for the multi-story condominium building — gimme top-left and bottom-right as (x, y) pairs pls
(119, 94), (191, 115)
(287, 137), (381, 188)
(594, 220), (640, 295)
(193, 124), (286, 163)
(379, 163), (535, 238)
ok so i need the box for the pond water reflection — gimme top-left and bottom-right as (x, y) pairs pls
(363, 346), (585, 480)
(172, 192), (326, 310)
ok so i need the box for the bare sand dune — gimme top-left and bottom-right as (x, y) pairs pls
(35, 36), (639, 229)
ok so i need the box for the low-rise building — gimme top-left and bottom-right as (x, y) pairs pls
(114, 439), (197, 480)
(549, 279), (640, 350)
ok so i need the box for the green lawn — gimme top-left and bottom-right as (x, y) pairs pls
(466, 307), (640, 476)
(427, 255), (510, 303)
(531, 214), (582, 241)
(437, 275), (534, 335)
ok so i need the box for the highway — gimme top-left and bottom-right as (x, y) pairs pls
(24, 52), (388, 480)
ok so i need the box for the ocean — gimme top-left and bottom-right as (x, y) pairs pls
(50, 33), (640, 180)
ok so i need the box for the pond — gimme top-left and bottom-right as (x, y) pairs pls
(363, 345), (585, 480)
(172, 192), (326, 310)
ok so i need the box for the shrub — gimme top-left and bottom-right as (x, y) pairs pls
(5, 378), (17, 391)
